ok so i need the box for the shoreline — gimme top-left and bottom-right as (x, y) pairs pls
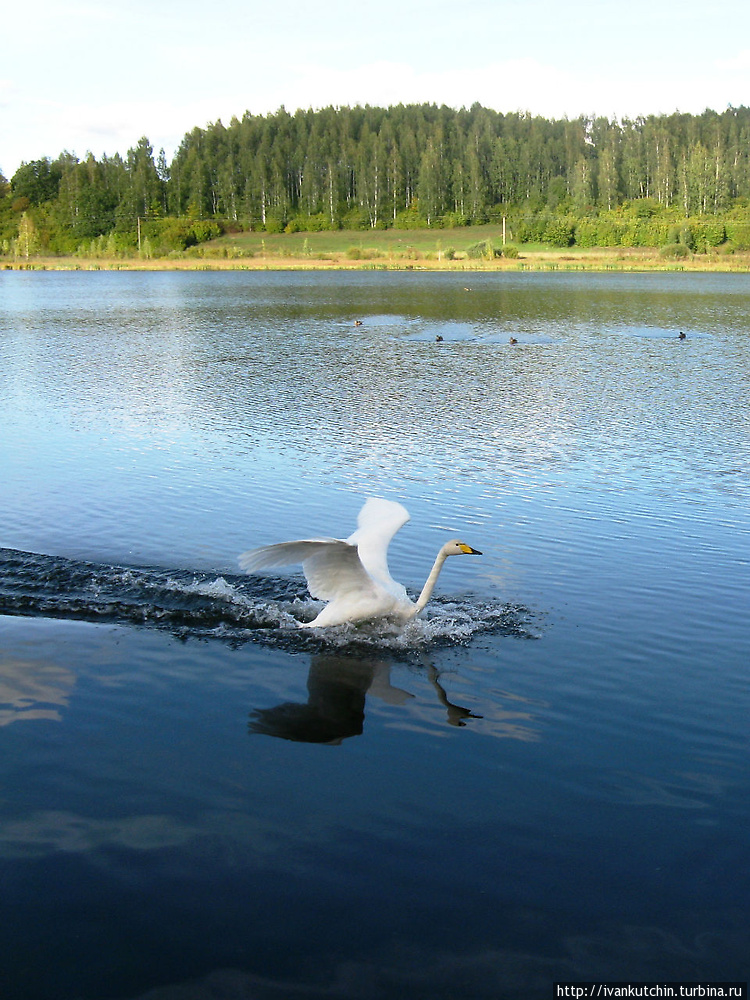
(4, 246), (750, 273)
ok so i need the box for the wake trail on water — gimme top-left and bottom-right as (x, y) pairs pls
(0, 547), (537, 654)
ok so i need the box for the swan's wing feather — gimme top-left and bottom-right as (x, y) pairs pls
(302, 543), (378, 602)
(239, 538), (377, 603)
(347, 498), (410, 595)
(353, 497), (410, 537)
(238, 538), (340, 572)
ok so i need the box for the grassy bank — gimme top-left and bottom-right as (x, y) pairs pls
(5, 225), (750, 272)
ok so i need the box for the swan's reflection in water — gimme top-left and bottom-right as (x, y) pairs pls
(248, 655), (482, 744)
(427, 665), (483, 728)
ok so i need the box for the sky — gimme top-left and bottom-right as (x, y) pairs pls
(2, 0), (750, 178)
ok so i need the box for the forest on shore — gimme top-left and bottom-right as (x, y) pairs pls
(3, 102), (750, 261)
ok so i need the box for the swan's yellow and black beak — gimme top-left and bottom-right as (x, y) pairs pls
(459, 544), (482, 555)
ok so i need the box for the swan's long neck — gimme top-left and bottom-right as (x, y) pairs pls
(412, 548), (449, 616)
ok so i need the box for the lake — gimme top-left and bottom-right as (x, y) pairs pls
(1, 268), (749, 999)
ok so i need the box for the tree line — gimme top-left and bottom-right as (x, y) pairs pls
(4, 102), (750, 257)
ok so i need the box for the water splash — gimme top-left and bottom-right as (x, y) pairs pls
(0, 547), (537, 654)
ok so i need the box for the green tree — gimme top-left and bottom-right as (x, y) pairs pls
(418, 138), (445, 225)
(9, 101), (750, 255)
(355, 124), (386, 227)
(14, 212), (40, 257)
(0, 171), (18, 248)
(570, 157), (593, 211)
(123, 137), (163, 218)
(11, 157), (63, 204)
(620, 119), (647, 199)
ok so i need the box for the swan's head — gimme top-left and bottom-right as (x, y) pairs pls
(442, 539), (482, 557)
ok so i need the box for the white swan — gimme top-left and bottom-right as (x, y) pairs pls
(238, 497), (482, 628)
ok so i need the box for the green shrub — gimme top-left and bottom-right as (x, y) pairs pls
(659, 242), (691, 258)
(595, 221), (623, 246)
(345, 246), (382, 260)
(189, 220), (221, 243)
(145, 218), (221, 253)
(543, 218), (574, 247)
(688, 220), (726, 253)
(442, 212), (469, 228)
(679, 226), (696, 250)
(618, 222), (650, 247)
(702, 221), (726, 247)
(516, 216), (546, 243)
(631, 198), (661, 218)
(393, 207), (428, 229)
(573, 220), (599, 247)
(667, 224), (695, 249)
(501, 244), (519, 258)
(466, 238), (494, 259)
(341, 207), (373, 230)
(643, 220), (671, 246)
(724, 221), (750, 250)
(306, 213), (338, 232)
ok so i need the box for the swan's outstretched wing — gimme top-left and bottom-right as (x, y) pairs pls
(239, 538), (377, 602)
(346, 498), (410, 595)
(239, 539), (338, 572)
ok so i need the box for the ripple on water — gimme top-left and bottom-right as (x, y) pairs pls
(0, 547), (539, 658)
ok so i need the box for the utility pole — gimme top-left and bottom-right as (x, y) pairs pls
(137, 217), (142, 253)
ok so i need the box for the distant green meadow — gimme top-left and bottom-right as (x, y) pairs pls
(214, 225), (511, 260)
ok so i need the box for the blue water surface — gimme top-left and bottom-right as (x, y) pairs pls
(0, 269), (749, 999)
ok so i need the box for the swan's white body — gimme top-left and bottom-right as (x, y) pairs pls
(239, 498), (481, 628)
